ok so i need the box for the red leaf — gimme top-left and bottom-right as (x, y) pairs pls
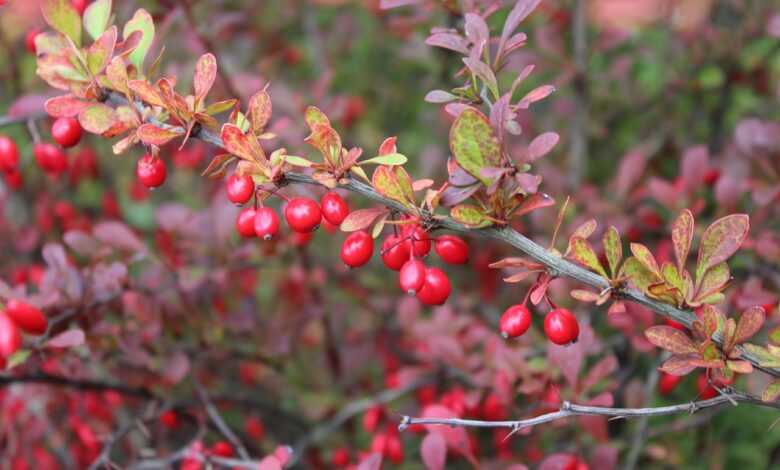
(421, 432), (446, 470)
(356, 453), (382, 470)
(734, 306), (765, 344)
(527, 132), (559, 162)
(45, 94), (91, 118)
(46, 329), (85, 349)
(644, 326), (698, 354)
(193, 53), (217, 103)
(696, 214), (750, 280)
(340, 208), (389, 232)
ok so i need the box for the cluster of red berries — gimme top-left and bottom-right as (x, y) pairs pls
(0, 300), (48, 365)
(499, 304), (579, 345)
(0, 135), (21, 188)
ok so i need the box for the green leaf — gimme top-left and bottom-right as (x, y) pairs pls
(204, 99), (238, 116)
(371, 165), (415, 207)
(41, 0), (82, 47)
(450, 205), (492, 228)
(630, 243), (661, 276)
(360, 153), (408, 166)
(645, 325), (698, 354)
(569, 237), (608, 278)
(695, 214), (749, 282)
(449, 108), (501, 185)
(672, 209), (694, 273)
(661, 262), (684, 294)
(304, 105), (330, 128)
(769, 326), (780, 346)
(122, 9), (155, 72)
(602, 226), (622, 277)
(742, 343), (780, 368)
(619, 257), (658, 291)
(78, 103), (117, 134)
(83, 0), (112, 41)
(763, 379), (780, 402)
(282, 155), (312, 167)
(694, 262), (730, 303)
(6, 350), (31, 369)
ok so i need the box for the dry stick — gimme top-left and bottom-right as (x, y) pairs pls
(398, 392), (780, 432)
(194, 379), (252, 461)
(104, 90), (780, 381)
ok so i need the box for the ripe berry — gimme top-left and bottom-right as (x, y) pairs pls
(292, 231), (313, 247)
(370, 430), (404, 465)
(362, 406), (384, 433)
(434, 235), (469, 264)
(25, 28), (42, 54)
(331, 447), (351, 467)
(416, 267), (451, 306)
(4, 169), (22, 190)
(51, 117), (82, 148)
(381, 234), (411, 271)
(405, 225), (431, 257)
(658, 372), (683, 396)
(226, 173), (254, 205)
(0, 313), (21, 358)
(253, 208), (279, 240)
(543, 308), (579, 345)
(159, 410), (180, 429)
(499, 304), (532, 339)
(136, 154), (166, 188)
(320, 192), (349, 226)
(399, 259), (426, 294)
(236, 208), (257, 238)
(210, 441), (234, 457)
(244, 416), (265, 441)
(0, 135), (19, 170)
(284, 197), (322, 233)
(481, 393), (508, 421)
(34, 143), (67, 174)
(340, 231), (374, 267)
(697, 374), (718, 400)
(5, 300), (47, 335)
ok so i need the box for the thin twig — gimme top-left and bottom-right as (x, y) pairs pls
(194, 378), (252, 461)
(399, 392), (780, 431)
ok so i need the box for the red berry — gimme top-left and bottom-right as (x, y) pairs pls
(399, 259), (426, 294)
(253, 207), (279, 240)
(136, 154), (166, 188)
(331, 447), (351, 467)
(34, 143), (67, 174)
(51, 117), (82, 148)
(405, 225), (431, 257)
(226, 173), (254, 205)
(658, 372), (683, 396)
(0, 135), (19, 170)
(25, 29), (41, 54)
(210, 441), (233, 458)
(4, 169), (22, 190)
(236, 208), (257, 238)
(340, 231), (374, 267)
(481, 393), (508, 421)
(0, 313), (21, 358)
(381, 234), (411, 271)
(362, 406), (384, 433)
(543, 308), (579, 345)
(434, 235), (469, 264)
(697, 374), (718, 400)
(320, 192), (349, 226)
(292, 231), (313, 247)
(370, 431), (404, 465)
(284, 197), (321, 233)
(5, 300), (47, 335)
(160, 410), (179, 429)
(499, 304), (532, 339)
(416, 267), (451, 306)
(71, 0), (89, 15)
(244, 416), (265, 441)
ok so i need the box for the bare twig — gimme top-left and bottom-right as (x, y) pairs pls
(399, 392), (780, 432)
(194, 378), (252, 461)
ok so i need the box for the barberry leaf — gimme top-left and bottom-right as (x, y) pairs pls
(305, 123), (342, 167)
(658, 354), (699, 376)
(201, 154), (235, 179)
(602, 226), (622, 277)
(449, 108), (501, 185)
(41, 0), (82, 47)
(727, 360), (753, 374)
(734, 306), (765, 344)
(220, 123), (266, 165)
(526, 132), (559, 162)
(340, 208), (389, 232)
(193, 53), (217, 105)
(568, 237), (608, 278)
(83, 0), (112, 41)
(44, 94), (91, 118)
(136, 123), (182, 146)
(87, 25), (116, 73)
(360, 153), (408, 166)
(769, 326), (780, 346)
(645, 325), (698, 354)
(248, 90), (272, 134)
(78, 103), (117, 134)
(763, 379), (780, 402)
(672, 209), (694, 273)
(693, 262), (730, 304)
(450, 204), (492, 228)
(695, 214), (749, 282)
(122, 9), (155, 72)
(619, 257), (658, 291)
(630, 243), (661, 276)
(372, 165), (414, 207)
(421, 432), (447, 470)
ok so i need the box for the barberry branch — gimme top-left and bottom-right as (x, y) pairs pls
(398, 391), (780, 432)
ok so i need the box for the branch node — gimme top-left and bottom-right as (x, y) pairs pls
(398, 415), (411, 432)
(561, 400), (572, 411)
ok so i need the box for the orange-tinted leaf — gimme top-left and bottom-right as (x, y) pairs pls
(378, 136), (397, 156)
(305, 122), (342, 166)
(489, 257), (543, 270)
(304, 105), (330, 128)
(45, 94), (90, 118)
(78, 103), (117, 134)
(340, 208), (389, 232)
(136, 123), (183, 146)
(449, 108), (500, 185)
(568, 237), (608, 278)
(201, 153), (235, 179)
(701, 304), (725, 338)
(86, 25), (116, 75)
(695, 214), (749, 281)
(658, 354), (700, 376)
(734, 306), (765, 344)
(248, 90), (272, 133)
(645, 325), (698, 354)
(630, 243), (660, 276)
(602, 226), (622, 277)
(193, 53), (216, 103)
(512, 192), (555, 218)
(450, 205), (492, 228)
(727, 360), (753, 374)
(372, 165), (414, 207)
(106, 56), (129, 94)
(128, 80), (165, 107)
(672, 209), (694, 272)
(220, 123), (265, 164)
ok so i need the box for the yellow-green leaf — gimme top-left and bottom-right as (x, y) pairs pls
(450, 204), (492, 228)
(78, 103), (117, 134)
(569, 237), (608, 278)
(360, 153), (408, 166)
(449, 108), (501, 185)
(41, 0), (82, 47)
(371, 165), (415, 207)
(122, 9), (155, 72)
(602, 226), (622, 277)
(282, 155), (312, 167)
(83, 0), (112, 41)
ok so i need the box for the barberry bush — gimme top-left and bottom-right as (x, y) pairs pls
(0, 0), (779, 468)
